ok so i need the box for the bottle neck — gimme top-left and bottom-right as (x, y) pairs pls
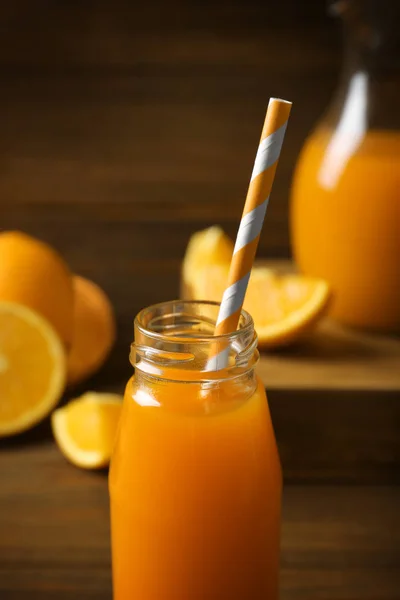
(326, 0), (400, 130)
(131, 300), (258, 385)
(131, 313), (259, 414)
(132, 367), (258, 416)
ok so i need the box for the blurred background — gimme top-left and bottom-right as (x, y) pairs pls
(1, 1), (399, 599)
(0, 0), (339, 383)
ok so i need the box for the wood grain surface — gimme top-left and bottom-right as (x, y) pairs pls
(259, 316), (400, 392)
(0, 437), (399, 600)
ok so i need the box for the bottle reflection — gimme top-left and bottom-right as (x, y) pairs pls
(319, 71), (367, 189)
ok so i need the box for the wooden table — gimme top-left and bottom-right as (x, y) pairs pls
(1, 434), (399, 600)
(1, 278), (400, 600)
(1, 316), (400, 599)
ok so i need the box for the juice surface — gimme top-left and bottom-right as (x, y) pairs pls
(109, 374), (281, 600)
(291, 128), (400, 331)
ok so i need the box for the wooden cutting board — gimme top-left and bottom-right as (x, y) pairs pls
(257, 319), (400, 391)
(256, 262), (400, 392)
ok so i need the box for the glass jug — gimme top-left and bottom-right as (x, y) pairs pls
(291, 0), (400, 332)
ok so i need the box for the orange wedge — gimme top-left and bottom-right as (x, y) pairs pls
(182, 226), (233, 298)
(243, 268), (331, 347)
(182, 227), (331, 348)
(0, 301), (66, 437)
(52, 392), (123, 469)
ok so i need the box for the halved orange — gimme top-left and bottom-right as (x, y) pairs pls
(0, 301), (66, 437)
(52, 392), (123, 469)
(182, 227), (331, 348)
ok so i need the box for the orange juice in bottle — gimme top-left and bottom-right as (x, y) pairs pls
(109, 300), (282, 600)
(291, 0), (400, 332)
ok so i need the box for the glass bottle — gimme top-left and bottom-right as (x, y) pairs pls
(290, 0), (400, 332)
(109, 300), (281, 599)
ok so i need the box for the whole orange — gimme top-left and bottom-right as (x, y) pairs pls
(0, 231), (73, 346)
(67, 275), (116, 386)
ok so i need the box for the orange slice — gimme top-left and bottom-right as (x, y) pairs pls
(182, 226), (233, 297)
(0, 301), (66, 437)
(243, 268), (331, 347)
(52, 392), (123, 469)
(181, 228), (331, 348)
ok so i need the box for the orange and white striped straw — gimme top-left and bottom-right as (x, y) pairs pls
(207, 98), (292, 370)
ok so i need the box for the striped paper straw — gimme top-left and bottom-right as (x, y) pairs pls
(207, 98), (292, 371)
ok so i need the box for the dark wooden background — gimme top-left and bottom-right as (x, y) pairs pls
(0, 0), (340, 383)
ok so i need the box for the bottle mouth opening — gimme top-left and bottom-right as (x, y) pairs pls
(135, 300), (254, 344)
(132, 300), (258, 380)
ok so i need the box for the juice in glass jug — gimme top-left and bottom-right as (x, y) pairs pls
(291, 0), (400, 331)
(109, 300), (282, 600)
